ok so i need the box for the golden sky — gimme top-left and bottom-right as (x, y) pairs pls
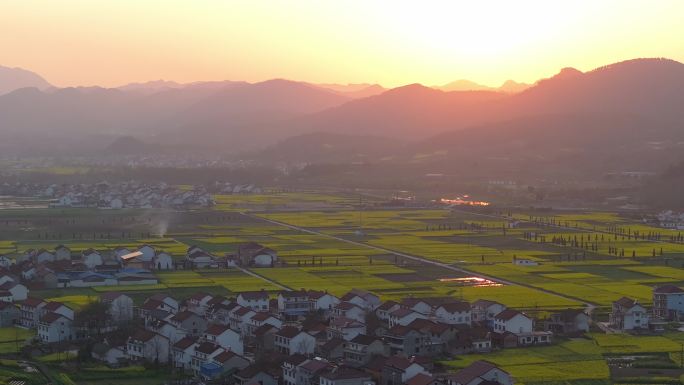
(1, 0), (683, 88)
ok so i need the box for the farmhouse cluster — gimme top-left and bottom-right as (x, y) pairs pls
(5, 285), (599, 385)
(608, 284), (684, 332)
(43, 181), (215, 209)
(653, 210), (684, 230)
(0, 243), (284, 298)
(0, 245), (172, 291)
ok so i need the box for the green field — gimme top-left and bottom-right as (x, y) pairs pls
(5, 193), (684, 384)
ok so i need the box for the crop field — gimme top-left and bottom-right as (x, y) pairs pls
(35, 269), (281, 308)
(255, 264), (580, 308)
(3, 194), (684, 311)
(257, 205), (684, 311)
(4, 192), (684, 384)
(443, 332), (684, 385)
(212, 191), (367, 211)
(443, 338), (610, 383)
(0, 327), (35, 354)
(0, 359), (45, 385)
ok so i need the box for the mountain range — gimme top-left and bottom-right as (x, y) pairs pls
(0, 65), (52, 95)
(435, 79), (530, 93)
(1, 58), (683, 180)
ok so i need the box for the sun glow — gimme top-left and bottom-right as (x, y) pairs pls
(1, 0), (683, 87)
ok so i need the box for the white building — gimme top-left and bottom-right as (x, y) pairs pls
(138, 245), (156, 262)
(54, 245), (72, 261)
(434, 302), (472, 325)
(493, 309), (533, 334)
(126, 329), (170, 364)
(308, 290), (340, 312)
(203, 324), (244, 355)
(333, 302), (366, 323)
(172, 337), (196, 371)
(153, 252), (173, 270)
(82, 249), (103, 269)
(471, 300), (507, 323)
(101, 292), (134, 322)
(0, 281), (28, 301)
(610, 297), (649, 331)
(275, 326), (316, 355)
(237, 290), (270, 311)
(388, 308), (427, 328)
(38, 312), (73, 343)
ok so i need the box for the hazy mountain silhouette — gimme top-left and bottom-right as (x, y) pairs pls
(498, 80), (531, 93)
(315, 83), (386, 98)
(277, 84), (506, 139)
(435, 79), (530, 93)
(162, 79), (351, 150)
(276, 58), (684, 140)
(252, 58), (684, 177)
(1, 58), (683, 166)
(118, 79), (248, 94)
(118, 79), (185, 93)
(254, 132), (404, 163)
(0, 78), (349, 152)
(436, 79), (492, 91)
(0, 65), (52, 95)
(104, 136), (163, 155)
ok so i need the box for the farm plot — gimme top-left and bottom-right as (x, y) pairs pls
(257, 264), (581, 308)
(590, 333), (682, 354)
(157, 269), (280, 293)
(260, 210), (449, 231)
(442, 338), (609, 384)
(0, 359), (45, 384)
(213, 192), (362, 211)
(467, 263), (658, 305)
(14, 237), (189, 257)
(367, 234), (510, 264)
(0, 328), (35, 354)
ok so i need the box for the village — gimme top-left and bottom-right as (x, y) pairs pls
(1, 242), (683, 385)
(0, 181), (263, 210)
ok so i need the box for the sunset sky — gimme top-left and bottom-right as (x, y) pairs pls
(1, 0), (683, 88)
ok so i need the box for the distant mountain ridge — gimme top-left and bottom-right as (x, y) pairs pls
(1, 57), (683, 175)
(435, 79), (531, 93)
(0, 65), (52, 95)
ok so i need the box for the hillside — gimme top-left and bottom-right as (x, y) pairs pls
(254, 132), (404, 163)
(1, 58), (683, 166)
(0, 65), (52, 95)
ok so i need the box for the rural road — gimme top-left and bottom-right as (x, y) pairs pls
(243, 212), (598, 312)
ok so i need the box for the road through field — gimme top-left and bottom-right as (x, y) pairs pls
(244, 212), (597, 312)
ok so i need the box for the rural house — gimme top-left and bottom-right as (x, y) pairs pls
(610, 297), (649, 331)
(446, 360), (514, 385)
(653, 285), (684, 320)
(275, 326), (316, 355)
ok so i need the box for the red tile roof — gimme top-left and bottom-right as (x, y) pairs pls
(173, 336), (197, 350)
(654, 285), (684, 294)
(448, 360), (505, 384)
(406, 373), (435, 385)
(40, 312), (65, 324)
(205, 323), (231, 336)
(494, 309), (527, 321)
(21, 297), (45, 308)
(437, 301), (471, 313)
(239, 290), (269, 300)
